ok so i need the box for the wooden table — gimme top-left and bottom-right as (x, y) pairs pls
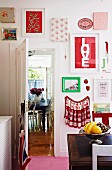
(67, 134), (112, 170)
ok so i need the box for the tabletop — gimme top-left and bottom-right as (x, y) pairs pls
(67, 134), (112, 170)
(29, 99), (50, 110)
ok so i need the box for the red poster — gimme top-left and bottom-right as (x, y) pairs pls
(75, 37), (96, 69)
(26, 11), (42, 33)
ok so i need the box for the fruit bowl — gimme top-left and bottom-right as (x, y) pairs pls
(86, 130), (110, 144)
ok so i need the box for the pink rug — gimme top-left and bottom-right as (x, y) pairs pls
(28, 156), (69, 170)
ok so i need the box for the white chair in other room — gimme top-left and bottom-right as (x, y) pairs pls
(92, 143), (112, 170)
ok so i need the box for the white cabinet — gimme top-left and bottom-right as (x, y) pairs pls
(0, 116), (12, 170)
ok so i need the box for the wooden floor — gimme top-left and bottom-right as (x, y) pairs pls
(28, 112), (54, 156)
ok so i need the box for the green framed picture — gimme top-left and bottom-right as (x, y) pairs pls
(62, 77), (81, 92)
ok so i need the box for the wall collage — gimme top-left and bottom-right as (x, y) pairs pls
(0, 7), (111, 127)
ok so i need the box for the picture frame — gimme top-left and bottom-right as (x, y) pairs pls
(62, 77), (81, 92)
(22, 8), (45, 37)
(94, 79), (111, 101)
(2, 28), (17, 40)
(70, 33), (99, 73)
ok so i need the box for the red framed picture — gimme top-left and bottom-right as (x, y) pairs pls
(70, 33), (99, 73)
(22, 8), (45, 37)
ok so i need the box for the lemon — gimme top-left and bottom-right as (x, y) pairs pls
(86, 122), (96, 134)
(84, 122), (91, 132)
(91, 125), (102, 134)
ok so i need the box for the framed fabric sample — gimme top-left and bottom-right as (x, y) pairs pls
(51, 18), (68, 41)
(22, 8), (45, 37)
(2, 28), (17, 40)
(0, 7), (15, 23)
(70, 33), (99, 73)
(62, 77), (81, 92)
(94, 79), (111, 101)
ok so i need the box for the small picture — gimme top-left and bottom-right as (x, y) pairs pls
(2, 28), (17, 40)
(93, 103), (110, 113)
(62, 77), (81, 92)
(0, 7), (15, 23)
(22, 8), (45, 37)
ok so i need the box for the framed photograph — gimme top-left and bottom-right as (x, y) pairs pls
(2, 28), (17, 40)
(62, 77), (81, 92)
(22, 8), (45, 37)
(0, 7), (15, 23)
(70, 33), (99, 73)
(94, 79), (111, 101)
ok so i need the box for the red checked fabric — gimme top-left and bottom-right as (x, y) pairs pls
(64, 96), (90, 128)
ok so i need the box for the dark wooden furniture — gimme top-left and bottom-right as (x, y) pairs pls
(92, 111), (112, 125)
(29, 99), (50, 131)
(67, 134), (112, 170)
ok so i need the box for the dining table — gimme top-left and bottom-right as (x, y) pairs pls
(29, 99), (50, 131)
(67, 134), (112, 170)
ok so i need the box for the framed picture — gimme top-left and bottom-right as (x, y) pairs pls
(62, 77), (81, 92)
(22, 8), (45, 37)
(0, 7), (15, 23)
(70, 33), (99, 73)
(2, 28), (17, 40)
(94, 79), (111, 101)
(93, 103), (110, 113)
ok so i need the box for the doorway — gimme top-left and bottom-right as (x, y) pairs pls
(28, 49), (54, 156)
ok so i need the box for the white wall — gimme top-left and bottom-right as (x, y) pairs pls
(0, 0), (112, 156)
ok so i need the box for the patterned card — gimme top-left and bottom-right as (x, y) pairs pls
(51, 18), (68, 42)
(93, 12), (108, 30)
(0, 7), (15, 23)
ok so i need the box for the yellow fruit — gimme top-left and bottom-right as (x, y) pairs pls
(91, 125), (102, 134)
(84, 122), (91, 132)
(86, 122), (96, 134)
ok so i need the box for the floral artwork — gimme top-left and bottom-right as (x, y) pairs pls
(0, 7), (15, 23)
(51, 18), (68, 42)
(26, 11), (42, 33)
(22, 8), (45, 36)
(2, 28), (17, 40)
(30, 88), (44, 96)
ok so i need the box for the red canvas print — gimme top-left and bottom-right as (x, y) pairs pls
(75, 37), (96, 69)
(26, 11), (42, 33)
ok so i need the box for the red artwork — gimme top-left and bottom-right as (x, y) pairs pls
(26, 11), (42, 33)
(75, 37), (96, 69)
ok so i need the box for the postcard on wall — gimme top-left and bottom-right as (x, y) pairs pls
(2, 28), (17, 40)
(0, 7), (15, 23)
(93, 103), (110, 113)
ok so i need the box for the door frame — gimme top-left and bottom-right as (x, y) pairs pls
(29, 42), (60, 156)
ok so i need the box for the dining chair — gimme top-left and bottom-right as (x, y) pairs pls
(92, 143), (112, 170)
(92, 111), (112, 126)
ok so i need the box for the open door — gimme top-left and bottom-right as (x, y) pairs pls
(16, 38), (29, 157)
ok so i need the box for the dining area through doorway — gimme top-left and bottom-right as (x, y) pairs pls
(28, 49), (54, 156)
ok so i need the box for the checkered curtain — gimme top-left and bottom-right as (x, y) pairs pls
(64, 96), (90, 128)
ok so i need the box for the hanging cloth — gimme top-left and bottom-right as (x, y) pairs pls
(64, 96), (90, 128)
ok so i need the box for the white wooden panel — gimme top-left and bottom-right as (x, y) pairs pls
(0, 42), (10, 115)
(0, 117), (12, 170)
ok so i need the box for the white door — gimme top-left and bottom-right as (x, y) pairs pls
(16, 38), (29, 155)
